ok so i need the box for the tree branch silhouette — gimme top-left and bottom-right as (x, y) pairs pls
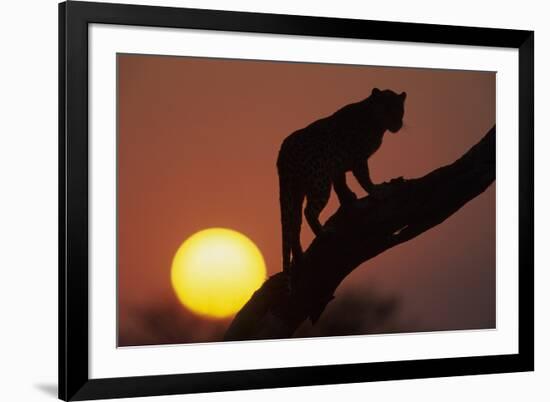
(225, 126), (496, 341)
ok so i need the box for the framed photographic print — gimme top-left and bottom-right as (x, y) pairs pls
(59, 1), (534, 400)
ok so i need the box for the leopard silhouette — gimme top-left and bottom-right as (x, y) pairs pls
(277, 88), (407, 275)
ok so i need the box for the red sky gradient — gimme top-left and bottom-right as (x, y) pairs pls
(117, 54), (496, 346)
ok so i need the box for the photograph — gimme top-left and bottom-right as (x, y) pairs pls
(116, 54), (496, 347)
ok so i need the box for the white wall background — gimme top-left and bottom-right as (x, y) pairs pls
(0, 0), (547, 401)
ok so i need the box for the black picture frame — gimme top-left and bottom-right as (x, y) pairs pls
(59, 1), (534, 400)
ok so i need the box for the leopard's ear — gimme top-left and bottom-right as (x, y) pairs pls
(400, 92), (407, 100)
(371, 88), (381, 96)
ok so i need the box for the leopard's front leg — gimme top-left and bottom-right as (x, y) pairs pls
(352, 161), (377, 194)
(333, 171), (357, 205)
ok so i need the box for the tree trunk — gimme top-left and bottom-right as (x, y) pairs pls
(225, 126), (496, 341)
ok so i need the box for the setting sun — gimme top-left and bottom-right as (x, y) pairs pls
(171, 228), (266, 319)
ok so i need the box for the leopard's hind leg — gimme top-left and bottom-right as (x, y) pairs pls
(279, 175), (305, 274)
(304, 176), (331, 237)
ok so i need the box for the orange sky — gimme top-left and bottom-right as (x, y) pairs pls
(117, 54), (496, 346)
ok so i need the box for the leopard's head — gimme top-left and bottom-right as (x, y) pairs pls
(370, 88), (407, 133)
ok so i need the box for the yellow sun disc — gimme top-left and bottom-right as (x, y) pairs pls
(171, 228), (266, 319)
